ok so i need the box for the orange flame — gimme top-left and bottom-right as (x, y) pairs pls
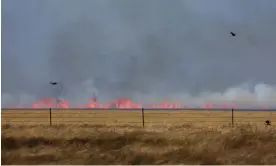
(7, 97), (271, 109)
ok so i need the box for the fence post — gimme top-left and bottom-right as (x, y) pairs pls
(49, 108), (52, 126)
(141, 108), (145, 128)
(231, 108), (234, 127)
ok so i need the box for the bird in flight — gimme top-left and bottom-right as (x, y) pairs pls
(50, 81), (57, 85)
(230, 32), (236, 36)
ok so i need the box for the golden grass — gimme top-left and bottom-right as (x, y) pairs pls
(2, 124), (276, 164)
(2, 109), (276, 127)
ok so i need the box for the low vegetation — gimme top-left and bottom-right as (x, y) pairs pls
(2, 124), (276, 164)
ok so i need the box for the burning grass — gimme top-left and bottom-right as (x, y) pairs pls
(2, 124), (276, 164)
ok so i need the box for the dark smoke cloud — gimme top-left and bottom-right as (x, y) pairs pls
(2, 0), (276, 107)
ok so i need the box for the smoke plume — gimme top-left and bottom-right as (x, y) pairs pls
(2, 0), (276, 107)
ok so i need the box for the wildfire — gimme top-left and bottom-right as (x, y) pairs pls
(7, 96), (271, 109)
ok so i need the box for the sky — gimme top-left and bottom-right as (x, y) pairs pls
(2, 0), (276, 107)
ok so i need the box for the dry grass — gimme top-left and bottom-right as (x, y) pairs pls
(2, 110), (276, 164)
(2, 109), (276, 127)
(2, 124), (276, 164)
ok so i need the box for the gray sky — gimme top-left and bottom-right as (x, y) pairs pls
(2, 0), (276, 107)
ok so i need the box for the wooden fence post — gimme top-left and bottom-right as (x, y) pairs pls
(141, 108), (145, 128)
(49, 108), (52, 126)
(231, 108), (234, 127)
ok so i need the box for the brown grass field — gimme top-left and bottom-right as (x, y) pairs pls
(2, 109), (276, 164)
(2, 109), (276, 126)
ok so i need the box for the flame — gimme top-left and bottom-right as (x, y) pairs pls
(5, 96), (272, 109)
(5, 96), (274, 109)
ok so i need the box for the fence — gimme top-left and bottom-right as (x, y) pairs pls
(1, 108), (276, 127)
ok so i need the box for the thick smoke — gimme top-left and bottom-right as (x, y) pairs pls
(2, 0), (276, 107)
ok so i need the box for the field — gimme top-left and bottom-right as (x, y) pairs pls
(2, 109), (276, 126)
(2, 124), (276, 164)
(2, 109), (276, 164)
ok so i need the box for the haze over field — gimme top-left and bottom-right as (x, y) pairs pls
(2, 0), (276, 107)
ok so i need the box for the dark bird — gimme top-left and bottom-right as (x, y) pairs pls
(50, 81), (57, 85)
(230, 32), (236, 36)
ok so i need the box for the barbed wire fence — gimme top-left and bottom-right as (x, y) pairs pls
(2, 108), (275, 128)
